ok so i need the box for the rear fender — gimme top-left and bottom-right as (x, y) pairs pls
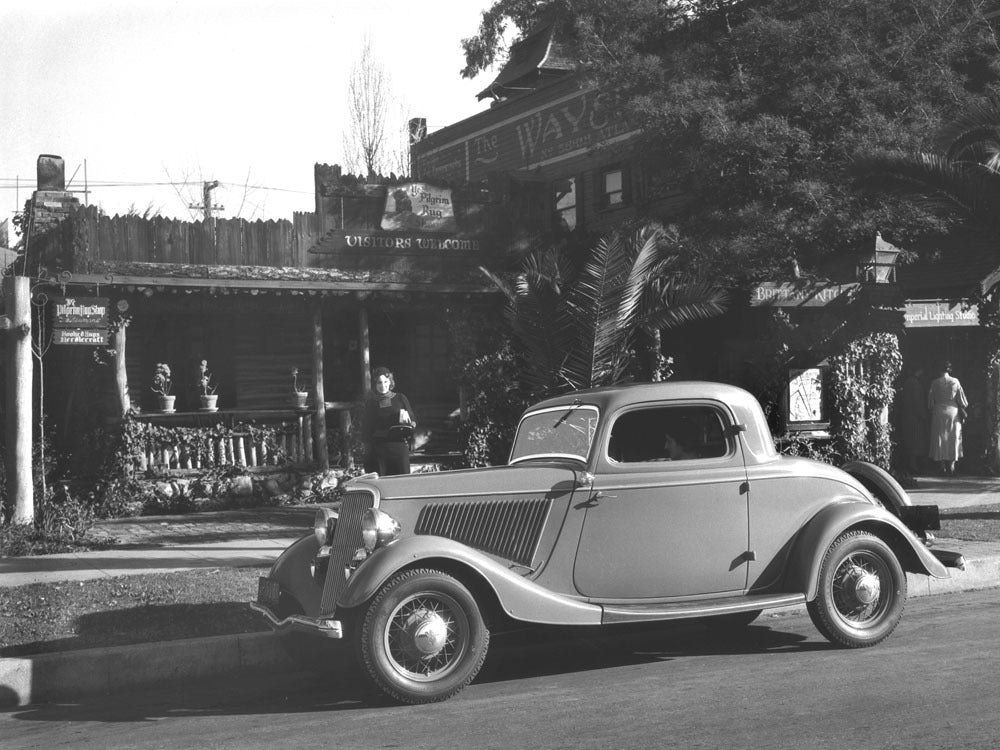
(339, 535), (602, 626)
(840, 461), (911, 515)
(786, 501), (950, 600)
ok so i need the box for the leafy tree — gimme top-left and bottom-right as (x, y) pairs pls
(462, 0), (1000, 285)
(482, 223), (729, 396)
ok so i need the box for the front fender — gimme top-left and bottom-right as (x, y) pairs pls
(786, 501), (950, 600)
(339, 535), (603, 626)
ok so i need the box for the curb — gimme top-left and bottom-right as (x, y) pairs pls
(2, 552), (998, 708)
(0, 631), (298, 708)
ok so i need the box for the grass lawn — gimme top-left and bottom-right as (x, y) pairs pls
(0, 504), (996, 658)
(0, 566), (267, 657)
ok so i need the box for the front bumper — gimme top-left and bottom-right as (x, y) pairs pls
(249, 600), (345, 639)
(253, 574), (345, 638)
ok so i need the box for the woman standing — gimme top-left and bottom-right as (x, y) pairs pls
(927, 361), (969, 475)
(362, 366), (416, 476)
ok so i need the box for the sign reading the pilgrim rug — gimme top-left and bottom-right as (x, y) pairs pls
(381, 183), (456, 233)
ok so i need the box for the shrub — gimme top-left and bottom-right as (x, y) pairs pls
(458, 342), (531, 467)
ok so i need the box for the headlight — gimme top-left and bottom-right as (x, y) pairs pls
(314, 507), (337, 545)
(361, 508), (401, 552)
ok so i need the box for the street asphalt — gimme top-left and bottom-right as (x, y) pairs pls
(1, 478), (999, 707)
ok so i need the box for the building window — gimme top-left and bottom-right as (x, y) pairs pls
(601, 167), (627, 208)
(553, 177), (579, 231)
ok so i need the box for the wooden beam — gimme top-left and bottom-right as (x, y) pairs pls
(62, 273), (497, 295)
(312, 300), (329, 471)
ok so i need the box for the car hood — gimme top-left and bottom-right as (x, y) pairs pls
(347, 461), (584, 504)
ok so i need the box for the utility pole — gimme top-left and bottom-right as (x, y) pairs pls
(189, 180), (224, 220)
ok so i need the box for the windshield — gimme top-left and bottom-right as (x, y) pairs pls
(509, 404), (600, 464)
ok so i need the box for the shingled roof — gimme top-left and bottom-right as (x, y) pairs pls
(476, 18), (577, 101)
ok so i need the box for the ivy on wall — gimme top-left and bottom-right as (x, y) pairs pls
(829, 332), (902, 468)
(977, 288), (1000, 474)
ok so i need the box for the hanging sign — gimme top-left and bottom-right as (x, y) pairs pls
(52, 296), (109, 346)
(750, 282), (859, 307)
(53, 297), (109, 327)
(904, 299), (979, 328)
(53, 328), (110, 346)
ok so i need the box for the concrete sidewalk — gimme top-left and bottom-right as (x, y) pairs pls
(1, 480), (999, 707)
(0, 505), (315, 587)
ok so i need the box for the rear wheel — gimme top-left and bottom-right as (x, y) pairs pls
(357, 568), (490, 704)
(807, 531), (906, 648)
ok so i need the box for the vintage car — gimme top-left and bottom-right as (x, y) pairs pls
(252, 381), (964, 704)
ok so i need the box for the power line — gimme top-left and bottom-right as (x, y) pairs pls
(0, 178), (313, 195)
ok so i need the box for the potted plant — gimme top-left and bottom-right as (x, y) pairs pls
(291, 366), (308, 409)
(151, 363), (175, 413)
(198, 359), (218, 411)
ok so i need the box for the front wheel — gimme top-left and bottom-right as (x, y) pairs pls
(807, 530), (906, 648)
(357, 568), (490, 704)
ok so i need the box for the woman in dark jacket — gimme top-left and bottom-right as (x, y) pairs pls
(362, 366), (416, 475)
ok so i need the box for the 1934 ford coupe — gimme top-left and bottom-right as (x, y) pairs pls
(252, 381), (964, 704)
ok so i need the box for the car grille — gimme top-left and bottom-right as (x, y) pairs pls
(319, 489), (375, 614)
(415, 497), (551, 568)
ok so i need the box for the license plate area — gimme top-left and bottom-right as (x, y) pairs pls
(257, 577), (281, 612)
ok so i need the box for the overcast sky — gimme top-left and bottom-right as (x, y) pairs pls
(1, 0), (496, 232)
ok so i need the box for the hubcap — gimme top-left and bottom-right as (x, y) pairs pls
(832, 552), (889, 625)
(384, 592), (469, 681)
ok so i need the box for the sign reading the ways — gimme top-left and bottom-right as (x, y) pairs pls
(52, 296), (109, 346)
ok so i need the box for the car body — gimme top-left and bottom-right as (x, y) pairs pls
(253, 381), (964, 704)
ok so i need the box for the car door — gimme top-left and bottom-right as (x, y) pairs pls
(572, 402), (750, 599)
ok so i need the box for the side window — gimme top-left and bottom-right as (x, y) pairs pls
(553, 176), (579, 230)
(599, 166), (628, 209)
(607, 406), (730, 463)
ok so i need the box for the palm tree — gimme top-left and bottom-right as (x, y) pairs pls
(856, 94), (1000, 234)
(482, 223), (730, 397)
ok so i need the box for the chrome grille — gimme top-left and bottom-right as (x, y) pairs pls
(319, 489), (375, 614)
(415, 497), (551, 567)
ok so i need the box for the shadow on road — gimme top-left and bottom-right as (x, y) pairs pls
(2, 617), (826, 722)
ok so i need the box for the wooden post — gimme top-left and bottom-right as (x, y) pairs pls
(312, 300), (329, 470)
(4, 276), (33, 525)
(358, 299), (371, 395)
(114, 321), (130, 414)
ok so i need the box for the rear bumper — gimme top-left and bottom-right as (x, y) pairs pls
(929, 548), (966, 571)
(249, 601), (345, 639)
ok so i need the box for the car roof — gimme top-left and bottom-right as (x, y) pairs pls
(526, 381), (760, 414)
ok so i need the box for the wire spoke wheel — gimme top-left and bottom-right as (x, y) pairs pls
(359, 568), (489, 704)
(807, 530), (906, 648)
(384, 591), (469, 681)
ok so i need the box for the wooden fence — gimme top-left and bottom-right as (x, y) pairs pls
(65, 205), (320, 270)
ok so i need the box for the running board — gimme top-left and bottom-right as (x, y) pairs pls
(602, 593), (806, 625)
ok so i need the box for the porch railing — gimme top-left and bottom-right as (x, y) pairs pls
(133, 409), (326, 473)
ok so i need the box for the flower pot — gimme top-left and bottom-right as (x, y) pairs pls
(200, 394), (219, 412)
(158, 395), (176, 414)
(292, 391), (309, 410)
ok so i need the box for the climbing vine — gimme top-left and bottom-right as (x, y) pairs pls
(977, 288), (1000, 474)
(829, 332), (902, 468)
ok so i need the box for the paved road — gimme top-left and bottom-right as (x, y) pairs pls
(2, 588), (998, 750)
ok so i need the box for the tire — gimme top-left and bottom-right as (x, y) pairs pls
(357, 568), (490, 704)
(807, 530), (906, 648)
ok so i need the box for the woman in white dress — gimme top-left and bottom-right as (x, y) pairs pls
(927, 361), (969, 475)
